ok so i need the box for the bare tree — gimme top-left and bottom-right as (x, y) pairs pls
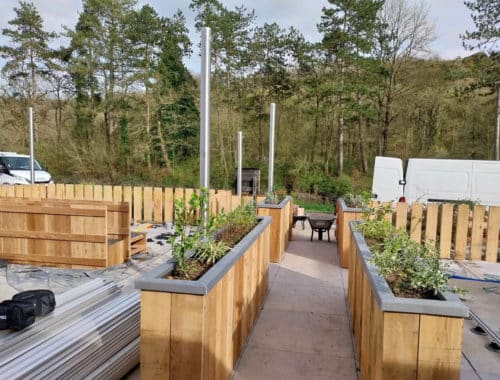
(373, 0), (436, 156)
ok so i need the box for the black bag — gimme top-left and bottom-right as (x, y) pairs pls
(0, 300), (36, 330)
(12, 289), (56, 316)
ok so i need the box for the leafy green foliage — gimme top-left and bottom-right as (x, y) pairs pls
(0, 1), (57, 104)
(170, 188), (210, 276)
(0, 1), (498, 189)
(462, 0), (500, 50)
(302, 174), (353, 201)
(170, 190), (257, 278)
(194, 239), (230, 265)
(358, 205), (449, 297)
(214, 202), (257, 247)
(343, 191), (372, 208)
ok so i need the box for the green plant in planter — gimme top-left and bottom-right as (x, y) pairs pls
(170, 189), (258, 279)
(170, 188), (212, 277)
(194, 239), (230, 265)
(344, 191), (371, 208)
(215, 202), (257, 247)
(357, 205), (449, 298)
(264, 191), (279, 204)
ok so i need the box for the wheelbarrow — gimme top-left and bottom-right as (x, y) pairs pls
(308, 215), (336, 242)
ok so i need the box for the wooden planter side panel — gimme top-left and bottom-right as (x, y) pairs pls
(381, 312), (419, 379)
(416, 315), (463, 380)
(140, 291), (172, 379)
(337, 207), (363, 268)
(140, 222), (270, 380)
(257, 205), (288, 263)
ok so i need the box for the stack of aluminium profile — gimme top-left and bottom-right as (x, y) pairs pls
(0, 278), (140, 379)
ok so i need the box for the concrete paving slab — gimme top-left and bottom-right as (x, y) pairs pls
(265, 273), (347, 315)
(275, 252), (343, 281)
(247, 308), (353, 357)
(232, 345), (357, 380)
(269, 263), (280, 284)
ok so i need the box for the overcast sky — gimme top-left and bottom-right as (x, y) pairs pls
(0, 0), (477, 72)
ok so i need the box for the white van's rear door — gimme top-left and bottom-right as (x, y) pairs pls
(405, 159), (471, 203)
(372, 156), (404, 202)
(471, 161), (500, 206)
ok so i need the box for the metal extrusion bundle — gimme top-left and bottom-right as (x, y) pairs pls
(0, 279), (140, 379)
(84, 338), (140, 379)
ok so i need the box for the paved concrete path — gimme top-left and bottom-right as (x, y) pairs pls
(232, 226), (359, 380)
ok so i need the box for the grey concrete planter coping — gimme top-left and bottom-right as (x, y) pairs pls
(338, 197), (363, 213)
(257, 195), (291, 209)
(349, 221), (469, 318)
(135, 216), (272, 295)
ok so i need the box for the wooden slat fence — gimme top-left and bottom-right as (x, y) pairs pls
(378, 202), (500, 263)
(0, 184), (260, 224)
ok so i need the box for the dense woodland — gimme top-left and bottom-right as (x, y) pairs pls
(0, 0), (499, 198)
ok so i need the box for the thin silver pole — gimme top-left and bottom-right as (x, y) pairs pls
(237, 131), (243, 196)
(29, 107), (35, 184)
(268, 103), (276, 193)
(495, 81), (500, 160)
(200, 27), (211, 220)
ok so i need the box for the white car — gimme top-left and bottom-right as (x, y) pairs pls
(0, 152), (53, 184)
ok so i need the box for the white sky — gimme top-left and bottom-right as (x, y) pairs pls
(0, 0), (477, 73)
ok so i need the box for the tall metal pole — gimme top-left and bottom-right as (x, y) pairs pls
(268, 103), (276, 193)
(495, 81), (500, 160)
(29, 107), (35, 184)
(200, 27), (211, 221)
(237, 131), (243, 196)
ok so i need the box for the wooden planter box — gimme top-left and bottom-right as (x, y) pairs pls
(348, 222), (468, 380)
(135, 217), (271, 380)
(335, 198), (363, 268)
(257, 196), (292, 263)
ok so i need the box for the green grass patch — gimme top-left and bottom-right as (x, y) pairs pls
(294, 201), (334, 213)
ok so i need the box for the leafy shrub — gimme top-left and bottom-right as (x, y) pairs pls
(215, 202), (257, 247)
(305, 174), (353, 201)
(170, 191), (257, 279)
(343, 191), (372, 208)
(357, 205), (449, 298)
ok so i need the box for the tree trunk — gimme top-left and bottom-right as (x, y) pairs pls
(156, 120), (171, 173)
(358, 116), (368, 173)
(338, 112), (344, 176)
(382, 99), (391, 156)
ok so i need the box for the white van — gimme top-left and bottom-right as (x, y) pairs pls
(0, 152), (53, 184)
(372, 156), (500, 205)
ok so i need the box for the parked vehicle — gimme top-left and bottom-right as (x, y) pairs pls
(0, 173), (29, 185)
(372, 156), (500, 205)
(0, 152), (53, 184)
